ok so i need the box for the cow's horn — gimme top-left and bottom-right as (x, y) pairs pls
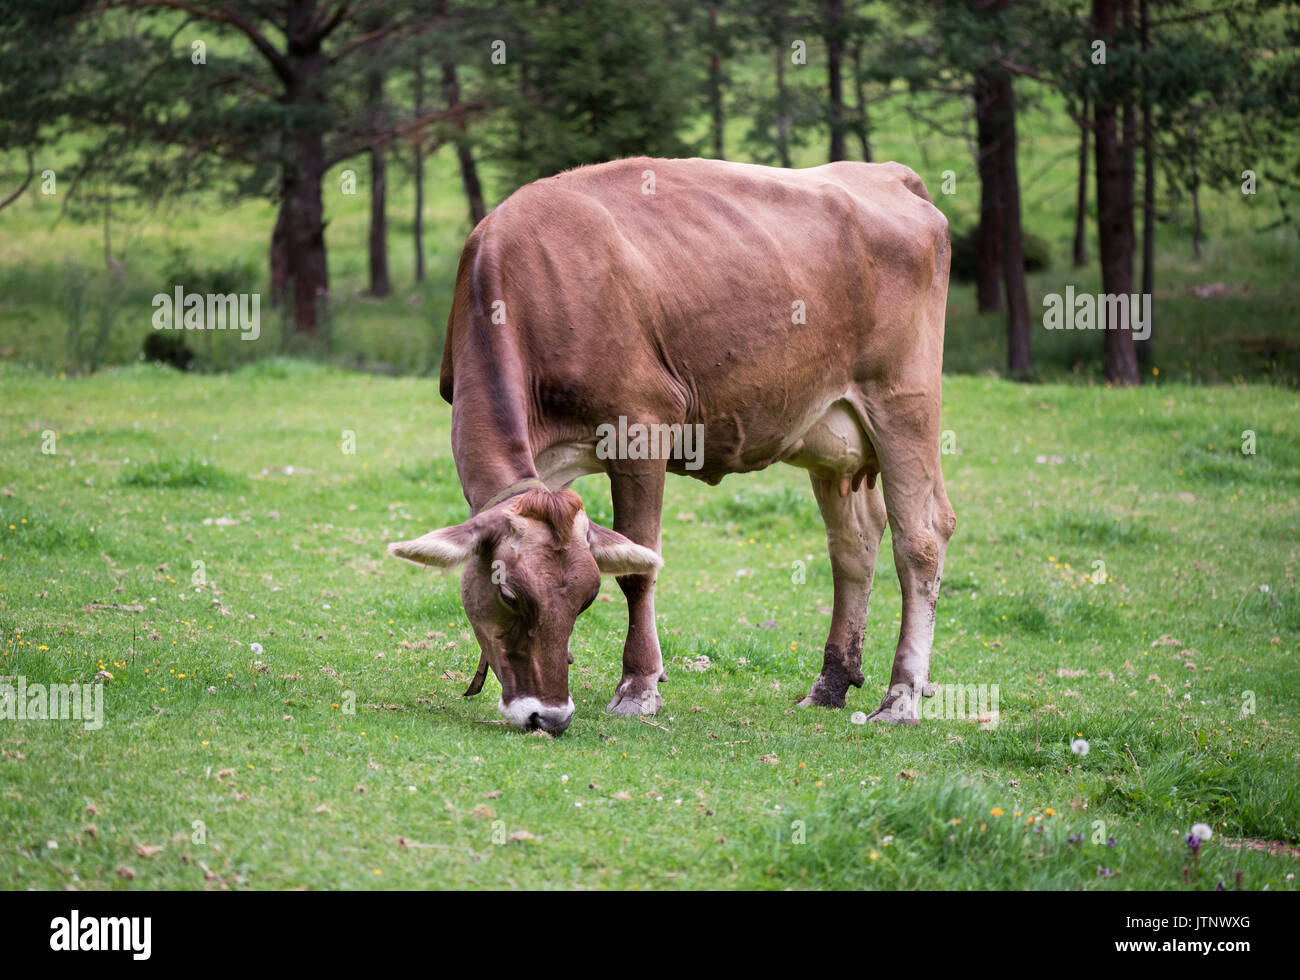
(464, 651), (490, 697)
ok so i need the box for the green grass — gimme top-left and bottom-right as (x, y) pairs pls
(119, 456), (244, 490)
(1, 365), (1296, 889)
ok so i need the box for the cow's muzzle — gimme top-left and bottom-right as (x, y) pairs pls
(498, 696), (574, 735)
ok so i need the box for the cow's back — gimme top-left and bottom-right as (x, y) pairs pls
(441, 157), (949, 476)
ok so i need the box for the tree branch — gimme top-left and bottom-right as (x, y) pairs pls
(329, 11), (444, 64)
(0, 148), (35, 212)
(324, 101), (493, 167)
(93, 1), (293, 86)
(209, 70), (279, 99)
(1151, 2), (1255, 28)
(313, 0), (384, 41)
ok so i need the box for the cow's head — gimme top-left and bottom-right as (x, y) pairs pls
(387, 488), (660, 735)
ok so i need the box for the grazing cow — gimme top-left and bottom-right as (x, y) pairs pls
(388, 156), (955, 735)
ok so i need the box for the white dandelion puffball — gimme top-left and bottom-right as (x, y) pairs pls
(1071, 738), (1090, 756)
(851, 711), (868, 725)
(1190, 823), (1213, 842)
(250, 642), (264, 655)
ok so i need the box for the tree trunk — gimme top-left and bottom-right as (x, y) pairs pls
(102, 195), (113, 273)
(454, 141), (487, 227)
(708, 5), (725, 159)
(442, 61), (486, 226)
(270, 195), (289, 307)
(993, 70), (1032, 376)
(1121, 0), (1139, 296)
(850, 38), (872, 161)
(413, 52), (425, 285)
(1073, 91), (1089, 267)
(826, 0), (845, 161)
(775, 44), (792, 169)
(286, 132), (328, 335)
(279, 2), (329, 335)
(1092, 0), (1140, 385)
(1190, 117), (1202, 258)
(974, 70), (1003, 314)
(366, 63), (390, 297)
(1137, 0), (1154, 362)
(368, 149), (390, 297)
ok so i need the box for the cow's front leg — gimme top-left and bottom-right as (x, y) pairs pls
(799, 474), (887, 708)
(606, 462), (667, 716)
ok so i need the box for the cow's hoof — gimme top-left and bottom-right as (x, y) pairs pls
(796, 683), (846, 709)
(867, 709), (919, 726)
(866, 689), (920, 725)
(606, 679), (662, 717)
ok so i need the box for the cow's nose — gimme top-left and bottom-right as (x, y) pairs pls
(530, 702), (574, 735)
(499, 697), (574, 735)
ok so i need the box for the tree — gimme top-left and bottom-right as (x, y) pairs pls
(1072, 85), (1089, 267)
(847, 33), (873, 161)
(432, 0), (487, 228)
(442, 60), (487, 226)
(491, 0), (695, 187)
(974, 68), (1006, 314)
(32, 1), (485, 334)
(977, 0), (1032, 375)
(739, 0), (820, 168)
(824, 0), (847, 161)
(1091, 0), (1141, 385)
(1136, 0), (1153, 362)
(702, 3), (734, 159)
(364, 27), (392, 298)
(412, 49), (428, 284)
(0, 0), (88, 212)
(903, 1), (1034, 367)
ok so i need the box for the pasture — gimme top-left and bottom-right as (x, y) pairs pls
(2, 362), (1297, 889)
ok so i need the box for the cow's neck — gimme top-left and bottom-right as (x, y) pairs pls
(449, 339), (541, 513)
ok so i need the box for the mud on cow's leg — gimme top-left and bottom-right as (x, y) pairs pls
(799, 474), (888, 709)
(606, 462), (667, 716)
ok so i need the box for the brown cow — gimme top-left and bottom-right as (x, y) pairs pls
(388, 156), (955, 735)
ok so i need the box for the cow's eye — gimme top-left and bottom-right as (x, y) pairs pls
(498, 583), (521, 613)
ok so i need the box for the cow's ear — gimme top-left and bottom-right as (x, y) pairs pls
(586, 521), (662, 576)
(388, 515), (492, 568)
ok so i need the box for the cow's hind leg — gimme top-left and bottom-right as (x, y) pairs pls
(866, 408), (956, 724)
(798, 474), (887, 708)
(605, 463), (668, 716)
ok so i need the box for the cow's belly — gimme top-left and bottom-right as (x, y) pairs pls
(536, 396), (879, 494)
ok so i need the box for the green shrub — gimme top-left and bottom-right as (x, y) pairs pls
(950, 226), (1052, 281)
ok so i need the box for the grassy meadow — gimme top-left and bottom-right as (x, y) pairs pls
(0, 364), (1297, 889)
